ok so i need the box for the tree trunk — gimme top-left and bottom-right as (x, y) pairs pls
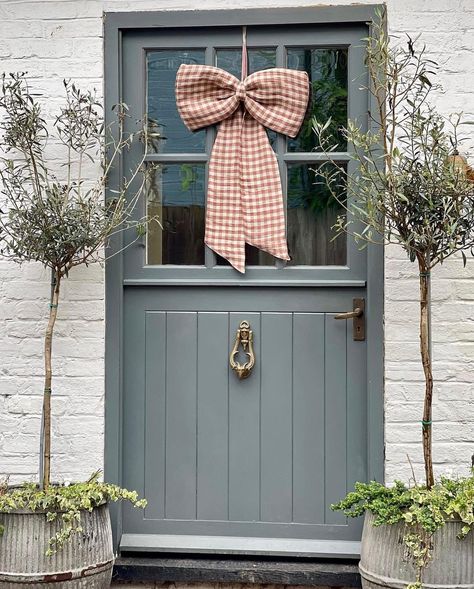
(42, 270), (61, 490)
(418, 258), (434, 488)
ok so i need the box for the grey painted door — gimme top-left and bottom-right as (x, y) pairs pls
(113, 19), (382, 557)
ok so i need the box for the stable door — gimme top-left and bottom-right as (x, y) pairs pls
(106, 15), (383, 558)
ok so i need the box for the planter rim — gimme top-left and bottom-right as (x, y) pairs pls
(0, 558), (114, 583)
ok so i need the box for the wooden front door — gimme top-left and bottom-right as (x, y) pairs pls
(105, 10), (384, 558)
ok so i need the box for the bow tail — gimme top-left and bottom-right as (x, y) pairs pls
(241, 119), (290, 263)
(205, 115), (247, 273)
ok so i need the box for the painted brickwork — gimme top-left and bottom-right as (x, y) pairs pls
(0, 0), (473, 486)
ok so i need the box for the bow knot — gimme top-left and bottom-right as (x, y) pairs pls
(176, 64), (310, 272)
(236, 81), (246, 102)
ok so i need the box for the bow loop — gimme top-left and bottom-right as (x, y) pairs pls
(176, 65), (241, 131)
(243, 69), (310, 137)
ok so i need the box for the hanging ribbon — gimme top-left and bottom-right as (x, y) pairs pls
(175, 28), (309, 272)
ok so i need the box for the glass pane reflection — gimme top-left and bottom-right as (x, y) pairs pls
(287, 163), (347, 266)
(287, 49), (348, 152)
(146, 164), (206, 265)
(216, 47), (277, 78)
(147, 50), (206, 153)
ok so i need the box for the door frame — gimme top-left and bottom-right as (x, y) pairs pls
(104, 4), (385, 552)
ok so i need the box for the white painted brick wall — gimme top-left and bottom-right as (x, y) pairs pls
(0, 0), (473, 487)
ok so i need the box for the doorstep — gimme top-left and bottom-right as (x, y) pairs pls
(112, 556), (361, 587)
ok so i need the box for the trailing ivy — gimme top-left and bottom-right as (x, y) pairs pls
(332, 475), (474, 588)
(0, 473), (146, 556)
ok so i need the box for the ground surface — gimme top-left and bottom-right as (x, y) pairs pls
(112, 583), (349, 589)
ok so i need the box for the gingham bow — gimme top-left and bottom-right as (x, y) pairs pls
(176, 64), (309, 272)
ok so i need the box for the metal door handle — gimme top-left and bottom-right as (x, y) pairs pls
(334, 298), (365, 341)
(230, 320), (255, 379)
(334, 308), (363, 320)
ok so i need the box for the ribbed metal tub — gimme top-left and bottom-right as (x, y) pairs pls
(360, 511), (474, 588)
(0, 503), (114, 588)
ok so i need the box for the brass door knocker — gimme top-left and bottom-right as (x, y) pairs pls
(230, 320), (255, 379)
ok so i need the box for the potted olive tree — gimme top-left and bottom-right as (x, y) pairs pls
(0, 74), (154, 587)
(314, 15), (474, 589)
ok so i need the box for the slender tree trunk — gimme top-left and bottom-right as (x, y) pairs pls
(418, 256), (434, 488)
(42, 269), (61, 490)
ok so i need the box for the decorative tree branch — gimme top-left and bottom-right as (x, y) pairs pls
(0, 73), (158, 490)
(313, 12), (474, 488)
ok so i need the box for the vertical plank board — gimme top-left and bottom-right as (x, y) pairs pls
(292, 313), (326, 524)
(228, 312), (261, 522)
(144, 312), (167, 519)
(122, 296), (146, 530)
(165, 312), (198, 520)
(325, 313), (347, 524)
(197, 312), (229, 520)
(260, 313), (293, 522)
(346, 321), (368, 490)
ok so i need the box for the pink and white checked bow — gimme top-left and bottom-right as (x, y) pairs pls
(175, 55), (309, 273)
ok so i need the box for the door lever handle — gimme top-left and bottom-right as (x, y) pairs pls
(334, 308), (363, 320)
(334, 298), (365, 341)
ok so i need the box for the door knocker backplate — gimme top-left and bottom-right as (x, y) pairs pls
(230, 320), (255, 380)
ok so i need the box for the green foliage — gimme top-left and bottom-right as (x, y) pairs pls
(287, 164), (345, 216)
(310, 77), (347, 150)
(0, 73), (154, 275)
(291, 48), (348, 153)
(315, 10), (474, 587)
(332, 475), (474, 587)
(313, 16), (474, 270)
(0, 473), (146, 556)
(180, 163), (199, 192)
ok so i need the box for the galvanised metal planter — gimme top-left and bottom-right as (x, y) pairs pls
(360, 511), (474, 589)
(0, 503), (114, 588)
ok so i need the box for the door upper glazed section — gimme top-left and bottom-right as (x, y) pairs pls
(121, 25), (368, 285)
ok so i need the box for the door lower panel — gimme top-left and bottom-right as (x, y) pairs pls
(121, 287), (367, 547)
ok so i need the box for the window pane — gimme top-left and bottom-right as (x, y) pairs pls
(146, 164), (205, 265)
(215, 245), (275, 267)
(287, 49), (348, 152)
(287, 163), (346, 266)
(147, 50), (206, 153)
(216, 47), (276, 78)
